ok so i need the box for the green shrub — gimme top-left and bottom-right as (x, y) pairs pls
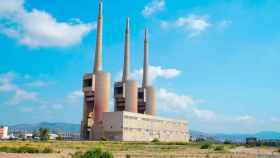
(151, 138), (160, 143)
(214, 145), (224, 151)
(17, 146), (40, 153)
(100, 137), (108, 141)
(39, 128), (50, 141)
(200, 143), (212, 149)
(224, 140), (232, 144)
(41, 147), (53, 153)
(71, 148), (113, 158)
(56, 135), (63, 141)
(71, 151), (84, 158)
(0, 146), (54, 154)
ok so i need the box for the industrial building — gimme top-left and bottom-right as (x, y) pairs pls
(0, 126), (8, 140)
(81, 0), (189, 142)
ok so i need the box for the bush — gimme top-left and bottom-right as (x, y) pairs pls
(100, 137), (108, 141)
(200, 143), (212, 149)
(71, 148), (113, 158)
(39, 128), (50, 141)
(56, 135), (63, 141)
(214, 145), (224, 151)
(151, 138), (160, 143)
(224, 140), (232, 144)
(41, 147), (54, 153)
(0, 146), (54, 153)
(278, 148), (280, 153)
(17, 146), (40, 153)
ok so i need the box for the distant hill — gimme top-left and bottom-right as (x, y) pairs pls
(9, 122), (280, 141)
(10, 122), (80, 133)
(190, 130), (280, 142)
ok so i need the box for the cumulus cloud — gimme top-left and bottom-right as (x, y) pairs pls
(0, 72), (16, 92)
(193, 108), (216, 121)
(158, 88), (198, 110)
(0, 0), (23, 15)
(161, 16), (232, 37)
(20, 107), (33, 113)
(51, 104), (63, 110)
(39, 103), (63, 110)
(0, 72), (38, 105)
(0, 72), (17, 92)
(176, 15), (211, 36)
(217, 20), (232, 30)
(142, 0), (165, 17)
(234, 115), (256, 123)
(25, 80), (49, 87)
(129, 65), (181, 84)
(67, 90), (83, 103)
(9, 89), (37, 105)
(271, 117), (280, 123)
(0, 0), (95, 48)
(157, 88), (216, 121)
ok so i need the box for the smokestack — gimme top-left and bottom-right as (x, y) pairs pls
(125, 80), (138, 113)
(122, 18), (130, 82)
(142, 28), (149, 88)
(94, 71), (110, 123)
(93, 0), (103, 73)
(146, 86), (156, 115)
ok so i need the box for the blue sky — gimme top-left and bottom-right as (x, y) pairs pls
(0, 0), (280, 133)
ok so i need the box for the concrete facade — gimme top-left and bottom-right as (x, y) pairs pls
(81, 73), (95, 139)
(81, 1), (189, 142)
(93, 111), (189, 142)
(0, 126), (8, 139)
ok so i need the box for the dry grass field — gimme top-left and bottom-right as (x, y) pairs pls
(0, 141), (279, 158)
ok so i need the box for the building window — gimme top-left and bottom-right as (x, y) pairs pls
(83, 79), (92, 87)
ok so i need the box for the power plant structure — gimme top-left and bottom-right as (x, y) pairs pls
(81, 0), (189, 142)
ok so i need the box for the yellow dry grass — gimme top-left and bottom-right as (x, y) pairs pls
(0, 141), (279, 158)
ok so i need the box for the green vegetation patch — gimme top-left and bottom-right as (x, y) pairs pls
(151, 138), (160, 143)
(200, 143), (212, 149)
(71, 148), (113, 158)
(0, 146), (54, 153)
(214, 145), (225, 151)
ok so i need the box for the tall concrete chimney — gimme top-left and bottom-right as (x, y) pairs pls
(142, 28), (149, 88)
(122, 18), (130, 82)
(93, 0), (111, 125)
(94, 0), (103, 73)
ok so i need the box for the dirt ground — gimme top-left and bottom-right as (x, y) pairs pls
(0, 141), (279, 158)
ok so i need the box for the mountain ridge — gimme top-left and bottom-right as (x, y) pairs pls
(10, 122), (280, 140)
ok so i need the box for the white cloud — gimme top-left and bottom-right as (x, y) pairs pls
(20, 107), (33, 113)
(0, 72), (17, 92)
(271, 117), (280, 123)
(158, 88), (198, 110)
(157, 88), (216, 121)
(0, 71), (38, 104)
(0, 82), (16, 92)
(160, 20), (170, 29)
(234, 115), (256, 123)
(218, 20), (232, 29)
(0, 0), (23, 16)
(26, 80), (48, 87)
(130, 65), (181, 84)
(9, 89), (37, 105)
(175, 15), (211, 37)
(0, 0), (95, 48)
(67, 90), (83, 102)
(142, 0), (165, 17)
(193, 108), (216, 121)
(161, 15), (233, 37)
(51, 104), (63, 110)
